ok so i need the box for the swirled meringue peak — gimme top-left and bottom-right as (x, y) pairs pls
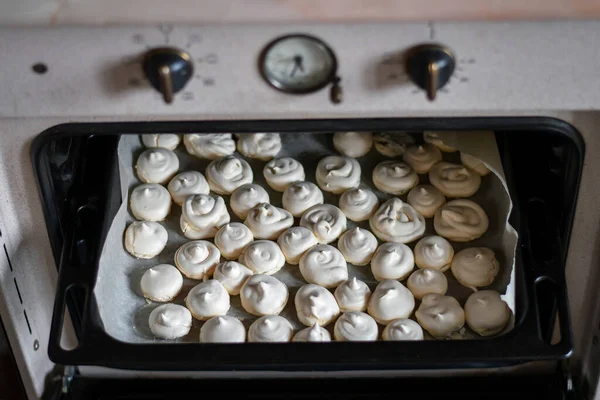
(295, 283), (340, 326)
(205, 155), (253, 195)
(316, 155), (361, 194)
(183, 133), (235, 159)
(414, 235), (454, 271)
(299, 244), (348, 288)
(244, 203), (294, 240)
(263, 157), (305, 191)
(239, 240), (285, 275)
(334, 311), (378, 341)
(339, 188), (379, 222)
(369, 198), (425, 244)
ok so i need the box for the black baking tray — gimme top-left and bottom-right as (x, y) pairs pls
(32, 117), (583, 370)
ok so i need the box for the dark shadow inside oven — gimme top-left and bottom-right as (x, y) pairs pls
(31, 118), (583, 370)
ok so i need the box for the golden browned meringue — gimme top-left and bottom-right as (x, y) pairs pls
(372, 160), (419, 195)
(423, 131), (457, 153)
(406, 184), (446, 218)
(433, 199), (489, 242)
(415, 294), (465, 338)
(460, 153), (491, 176)
(406, 268), (448, 300)
(414, 235), (454, 271)
(464, 290), (510, 336)
(429, 162), (481, 198)
(373, 132), (415, 157)
(338, 188), (379, 222)
(450, 247), (500, 289)
(402, 144), (442, 174)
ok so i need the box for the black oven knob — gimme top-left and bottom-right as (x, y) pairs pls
(142, 47), (194, 104)
(405, 43), (455, 101)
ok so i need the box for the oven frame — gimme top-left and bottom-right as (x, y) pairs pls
(30, 117), (582, 371)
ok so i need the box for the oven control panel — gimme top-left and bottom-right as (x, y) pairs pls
(0, 21), (599, 118)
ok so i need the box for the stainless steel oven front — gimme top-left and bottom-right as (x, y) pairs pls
(1, 21), (600, 399)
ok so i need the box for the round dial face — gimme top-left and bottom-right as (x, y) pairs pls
(260, 35), (337, 93)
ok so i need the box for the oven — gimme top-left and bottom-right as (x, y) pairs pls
(1, 20), (600, 399)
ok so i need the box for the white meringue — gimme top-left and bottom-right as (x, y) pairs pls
(277, 226), (318, 265)
(414, 235), (454, 271)
(130, 183), (172, 222)
(334, 311), (378, 341)
(244, 203), (294, 240)
(423, 131), (457, 152)
(465, 290), (510, 336)
(248, 315), (294, 342)
(337, 227), (378, 266)
(148, 304), (192, 339)
(141, 134), (181, 150)
(370, 242), (414, 281)
(183, 133), (236, 159)
(214, 223), (254, 260)
(372, 160), (419, 195)
(315, 156), (361, 194)
(299, 204), (347, 244)
(402, 144), (443, 174)
(263, 157), (305, 192)
(367, 280), (415, 325)
(429, 162), (481, 198)
(299, 244), (348, 288)
(205, 155), (253, 195)
(433, 199), (489, 242)
(213, 261), (253, 295)
(415, 294), (465, 338)
(230, 183), (270, 219)
(292, 323), (332, 342)
(407, 184), (446, 218)
(373, 132), (415, 157)
(382, 319), (424, 341)
(295, 283), (341, 326)
(124, 221), (168, 259)
(239, 240), (285, 275)
(136, 148), (179, 184)
(200, 315), (246, 343)
(334, 277), (372, 312)
(460, 153), (491, 176)
(240, 274), (289, 316)
(407, 268), (448, 300)
(369, 198), (425, 244)
(174, 240), (221, 280)
(338, 188), (379, 222)
(180, 194), (230, 239)
(237, 133), (282, 160)
(282, 181), (324, 217)
(140, 264), (183, 302)
(185, 280), (230, 320)
(450, 247), (500, 289)
(333, 132), (373, 157)
(167, 171), (210, 205)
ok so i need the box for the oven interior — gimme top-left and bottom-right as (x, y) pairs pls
(31, 118), (583, 370)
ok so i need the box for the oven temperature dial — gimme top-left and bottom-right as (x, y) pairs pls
(405, 43), (455, 101)
(142, 47), (194, 104)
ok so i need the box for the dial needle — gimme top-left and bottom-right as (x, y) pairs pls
(289, 55), (304, 78)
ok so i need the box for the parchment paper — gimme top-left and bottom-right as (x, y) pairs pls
(95, 131), (518, 343)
